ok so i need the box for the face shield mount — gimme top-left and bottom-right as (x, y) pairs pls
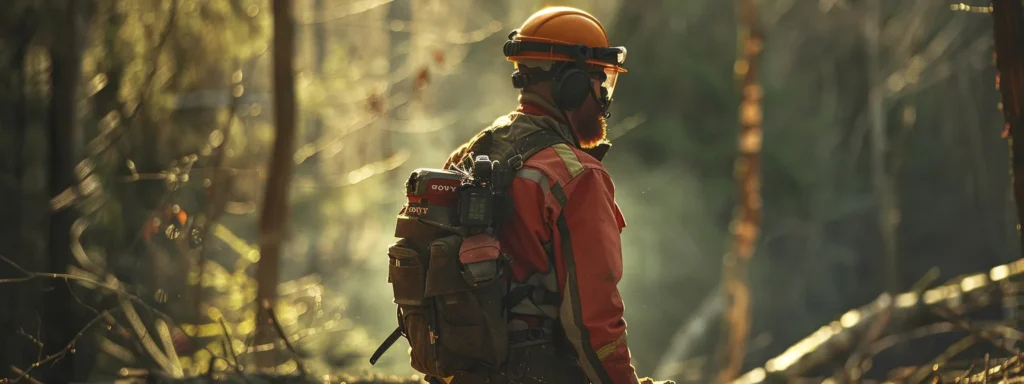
(593, 73), (614, 119)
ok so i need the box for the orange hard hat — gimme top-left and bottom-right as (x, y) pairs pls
(503, 6), (627, 73)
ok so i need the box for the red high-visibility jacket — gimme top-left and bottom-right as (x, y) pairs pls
(446, 95), (640, 384)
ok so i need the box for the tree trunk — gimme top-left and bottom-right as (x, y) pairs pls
(0, 4), (36, 375)
(716, 0), (764, 381)
(41, 0), (87, 381)
(254, 0), (298, 370)
(864, 0), (902, 293)
(992, 0), (1024, 258)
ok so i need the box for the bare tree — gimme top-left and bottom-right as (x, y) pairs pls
(254, 0), (299, 370)
(42, 0), (89, 381)
(0, 1), (38, 374)
(993, 0), (1024, 257)
(864, 0), (902, 294)
(716, 0), (765, 381)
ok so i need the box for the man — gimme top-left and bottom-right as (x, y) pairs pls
(440, 6), (670, 384)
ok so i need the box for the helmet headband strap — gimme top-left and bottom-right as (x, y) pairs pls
(503, 39), (626, 67)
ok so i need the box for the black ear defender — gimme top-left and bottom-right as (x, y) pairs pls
(551, 45), (596, 111)
(551, 63), (591, 111)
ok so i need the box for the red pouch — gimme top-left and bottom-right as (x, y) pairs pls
(459, 234), (502, 284)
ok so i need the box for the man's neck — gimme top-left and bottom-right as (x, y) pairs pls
(516, 92), (568, 125)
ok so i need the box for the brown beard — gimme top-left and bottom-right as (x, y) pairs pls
(575, 109), (608, 149)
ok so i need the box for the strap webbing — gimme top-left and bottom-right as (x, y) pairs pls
(513, 128), (571, 166)
(469, 126), (569, 172)
(369, 326), (403, 365)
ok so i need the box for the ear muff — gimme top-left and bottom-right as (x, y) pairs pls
(551, 64), (591, 111)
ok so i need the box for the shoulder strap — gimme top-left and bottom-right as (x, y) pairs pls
(471, 127), (569, 171)
(508, 127), (571, 170)
(459, 127), (568, 224)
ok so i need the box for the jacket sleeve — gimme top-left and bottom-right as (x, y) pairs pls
(554, 168), (639, 384)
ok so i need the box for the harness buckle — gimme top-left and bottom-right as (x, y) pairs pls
(508, 154), (524, 170)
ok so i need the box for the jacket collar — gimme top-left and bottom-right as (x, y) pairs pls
(517, 92), (565, 123)
(515, 92), (580, 148)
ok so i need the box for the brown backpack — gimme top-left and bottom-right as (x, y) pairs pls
(369, 123), (573, 377)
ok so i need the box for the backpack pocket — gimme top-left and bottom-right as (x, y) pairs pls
(388, 241), (426, 305)
(436, 280), (509, 368)
(398, 306), (442, 375)
(425, 235), (473, 296)
(459, 234), (503, 285)
(389, 242), (452, 375)
(422, 235), (509, 369)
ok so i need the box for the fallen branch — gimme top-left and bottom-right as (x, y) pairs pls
(905, 336), (978, 384)
(931, 305), (1019, 355)
(730, 259), (1024, 384)
(0, 253), (198, 375)
(837, 269), (941, 383)
(1, 309), (120, 384)
(0, 254), (172, 322)
(7, 367), (42, 384)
